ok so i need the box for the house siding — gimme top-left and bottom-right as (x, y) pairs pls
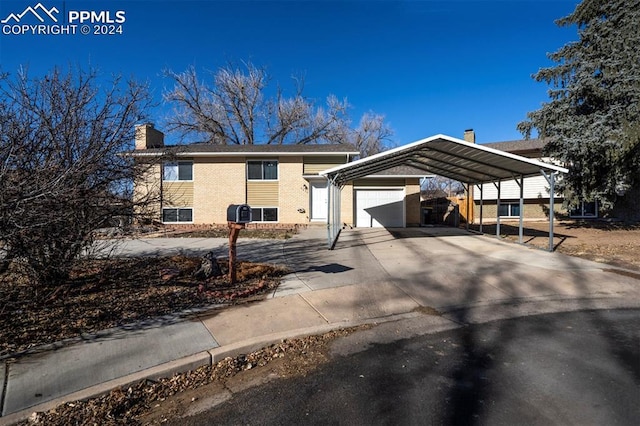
(353, 178), (405, 187)
(247, 181), (279, 205)
(162, 181), (194, 207)
(473, 175), (552, 200)
(472, 173), (567, 222)
(303, 156), (348, 175)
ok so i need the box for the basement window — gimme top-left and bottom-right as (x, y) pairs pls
(570, 201), (598, 218)
(162, 208), (193, 223)
(498, 203), (521, 217)
(251, 207), (278, 222)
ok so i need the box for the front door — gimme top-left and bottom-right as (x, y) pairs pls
(310, 180), (328, 221)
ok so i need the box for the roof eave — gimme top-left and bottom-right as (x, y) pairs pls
(129, 150), (360, 157)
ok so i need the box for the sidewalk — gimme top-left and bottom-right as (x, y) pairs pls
(2, 226), (639, 424)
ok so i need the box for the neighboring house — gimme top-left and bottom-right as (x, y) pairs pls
(132, 124), (425, 228)
(471, 135), (597, 222)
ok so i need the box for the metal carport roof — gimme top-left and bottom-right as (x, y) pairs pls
(321, 134), (567, 186)
(320, 134), (568, 251)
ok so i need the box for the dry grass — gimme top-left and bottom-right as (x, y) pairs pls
(0, 256), (288, 357)
(467, 220), (640, 270)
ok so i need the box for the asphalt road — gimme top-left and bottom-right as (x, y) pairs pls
(173, 309), (640, 425)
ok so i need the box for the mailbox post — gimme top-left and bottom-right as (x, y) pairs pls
(226, 204), (252, 284)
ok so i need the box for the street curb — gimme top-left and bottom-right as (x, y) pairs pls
(2, 298), (639, 425)
(0, 312), (422, 426)
(208, 311), (424, 363)
(0, 351), (211, 426)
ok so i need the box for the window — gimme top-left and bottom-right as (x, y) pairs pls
(163, 161), (193, 181)
(162, 208), (193, 223)
(247, 160), (278, 180)
(251, 207), (278, 222)
(498, 203), (521, 217)
(570, 201), (598, 218)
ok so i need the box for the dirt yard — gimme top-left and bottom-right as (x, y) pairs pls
(468, 220), (640, 270)
(0, 257), (288, 357)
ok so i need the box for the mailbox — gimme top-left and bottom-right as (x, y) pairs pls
(227, 204), (252, 224)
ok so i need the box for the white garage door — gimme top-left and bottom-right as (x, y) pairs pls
(355, 189), (405, 228)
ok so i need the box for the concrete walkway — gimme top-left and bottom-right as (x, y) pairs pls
(2, 226), (639, 424)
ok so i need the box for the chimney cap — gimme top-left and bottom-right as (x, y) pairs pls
(464, 128), (474, 132)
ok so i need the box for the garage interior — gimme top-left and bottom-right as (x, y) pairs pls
(321, 134), (568, 251)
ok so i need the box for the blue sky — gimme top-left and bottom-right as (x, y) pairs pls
(0, 0), (579, 146)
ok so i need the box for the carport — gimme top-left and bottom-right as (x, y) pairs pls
(321, 134), (568, 251)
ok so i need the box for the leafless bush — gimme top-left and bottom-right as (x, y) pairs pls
(0, 66), (159, 289)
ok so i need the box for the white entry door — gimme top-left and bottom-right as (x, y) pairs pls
(355, 189), (404, 227)
(310, 180), (328, 221)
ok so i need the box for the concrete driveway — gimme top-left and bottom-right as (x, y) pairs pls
(280, 226), (640, 323)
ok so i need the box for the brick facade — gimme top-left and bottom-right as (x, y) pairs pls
(133, 125), (424, 229)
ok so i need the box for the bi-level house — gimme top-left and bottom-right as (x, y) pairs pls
(468, 131), (597, 221)
(132, 124), (425, 228)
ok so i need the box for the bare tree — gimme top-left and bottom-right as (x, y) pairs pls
(348, 112), (394, 157)
(0, 66), (157, 289)
(421, 176), (464, 199)
(164, 62), (391, 152)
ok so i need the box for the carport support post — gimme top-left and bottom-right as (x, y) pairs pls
(516, 175), (524, 244)
(463, 183), (470, 230)
(326, 179), (342, 250)
(494, 181), (501, 238)
(479, 184), (483, 233)
(467, 183), (471, 229)
(540, 170), (556, 252)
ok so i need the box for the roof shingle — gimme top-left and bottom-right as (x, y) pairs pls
(136, 143), (359, 155)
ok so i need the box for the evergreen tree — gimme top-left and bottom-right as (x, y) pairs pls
(518, 0), (640, 211)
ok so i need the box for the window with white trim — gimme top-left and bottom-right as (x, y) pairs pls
(163, 161), (193, 181)
(251, 207), (278, 222)
(247, 160), (278, 180)
(570, 201), (598, 218)
(162, 208), (193, 223)
(498, 203), (521, 217)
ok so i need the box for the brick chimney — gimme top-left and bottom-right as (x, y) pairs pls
(463, 129), (476, 143)
(135, 123), (164, 150)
